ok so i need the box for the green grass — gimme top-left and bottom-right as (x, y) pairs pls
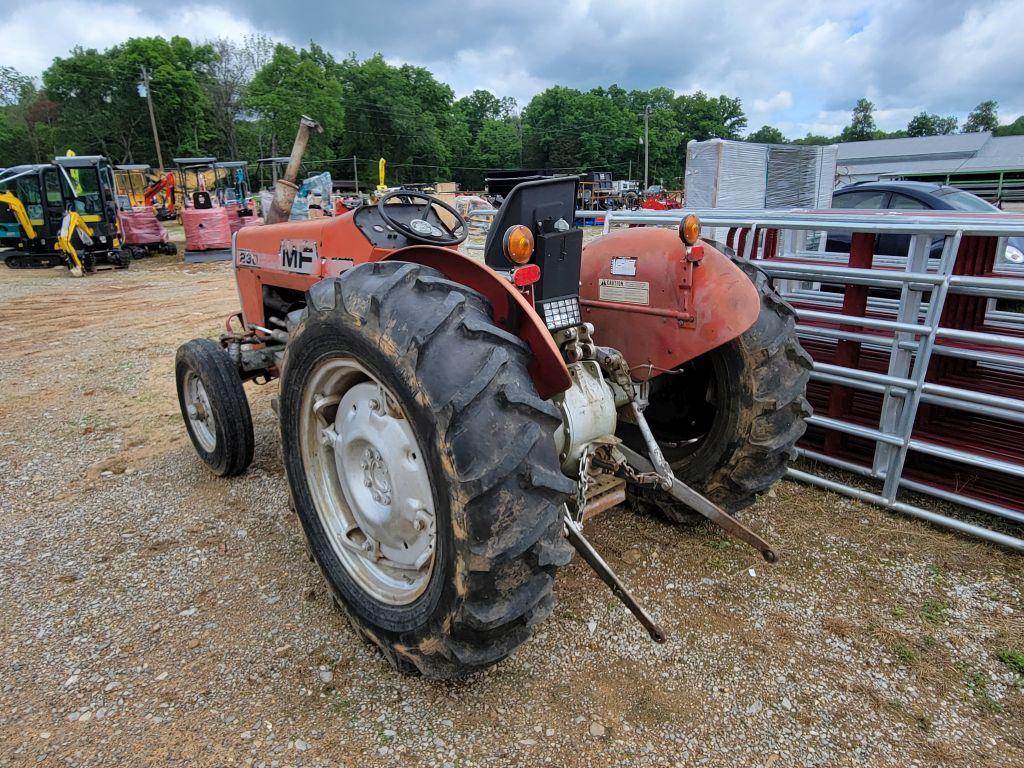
(894, 644), (917, 663)
(995, 647), (1024, 677)
(967, 671), (1001, 713)
(920, 598), (948, 626)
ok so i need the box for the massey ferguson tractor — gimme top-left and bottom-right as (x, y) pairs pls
(176, 162), (810, 678)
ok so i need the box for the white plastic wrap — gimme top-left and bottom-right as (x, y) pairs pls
(685, 138), (837, 210)
(291, 172), (333, 221)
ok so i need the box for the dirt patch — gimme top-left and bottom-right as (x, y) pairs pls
(0, 258), (1022, 767)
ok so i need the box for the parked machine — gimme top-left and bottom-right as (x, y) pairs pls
(0, 155), (129, 275)
(175, 157), (233, 252)
(112, 164), (177, 258)
(175, 129), (811, 678)
(143, 170), (178, 221)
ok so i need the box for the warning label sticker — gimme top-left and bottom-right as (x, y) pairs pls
(610, 256), (637, 276)
(599, 278), (649, 305)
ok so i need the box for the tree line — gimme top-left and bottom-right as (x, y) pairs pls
(2, 35), (1022, 191)
(751, 97), (1024, 146)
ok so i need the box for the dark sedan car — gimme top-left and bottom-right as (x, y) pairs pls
(826, 180), (1024, 266)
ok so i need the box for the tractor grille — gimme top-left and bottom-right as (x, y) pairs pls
(538, 295), (581, 331)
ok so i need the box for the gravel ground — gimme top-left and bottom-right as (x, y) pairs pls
(1, 254), (1023, 767)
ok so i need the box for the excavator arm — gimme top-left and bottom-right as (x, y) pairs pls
(0, 191), (38, 240)
(56, 211), (93, 276)
(143, 173), (176, 214)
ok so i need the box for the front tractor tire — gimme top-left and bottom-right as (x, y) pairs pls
(630, 260), (812, 521)
(175, 338), (255, 477)
(280, 262), (574, 679)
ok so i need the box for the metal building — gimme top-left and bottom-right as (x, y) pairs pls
(837, 132), (1024, 203)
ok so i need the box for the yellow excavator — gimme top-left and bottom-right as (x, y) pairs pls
(0, 154), (129, 275)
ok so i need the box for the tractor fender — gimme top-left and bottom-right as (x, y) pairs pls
(579, 227), (761, 380)
(382, 246), (571, 399)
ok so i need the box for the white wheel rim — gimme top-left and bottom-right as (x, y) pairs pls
(299, 358), (436, 605)
(184, 371), (216, 452)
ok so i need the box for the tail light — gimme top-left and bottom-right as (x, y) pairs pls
(512, 264), (541, 287)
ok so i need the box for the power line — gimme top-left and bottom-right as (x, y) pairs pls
(295, 155), (635, 173)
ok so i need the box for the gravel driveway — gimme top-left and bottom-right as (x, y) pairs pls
(1, 257), (1022, 767)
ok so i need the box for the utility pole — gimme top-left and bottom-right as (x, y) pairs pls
(643, 105), (650, 191)
(140, 66), (163, 172)
(353, 155), (359, 192)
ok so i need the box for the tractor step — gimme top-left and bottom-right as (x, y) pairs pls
(581, 474), (626, 522)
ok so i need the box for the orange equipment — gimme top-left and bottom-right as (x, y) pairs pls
(144, 172), (177, 220)
(173, 120), (810, 682)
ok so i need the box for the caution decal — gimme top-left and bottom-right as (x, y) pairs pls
(598, 278), (650, 305)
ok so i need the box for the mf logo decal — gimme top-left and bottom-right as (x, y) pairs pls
(280, 239), (317, 274)
(236, 249), (258, 268)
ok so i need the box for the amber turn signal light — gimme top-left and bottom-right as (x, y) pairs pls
(503, 224), (534, 264)
(679, 213), (701, 246)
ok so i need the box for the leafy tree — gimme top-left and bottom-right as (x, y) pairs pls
(40, 37), (217, 165)
(475, 119), (520, 168)
(792, 133), (837, 145)
(454, 90), (516, 141)
(964, 100), (998, 133)
(840, 98), (876, 142)
(0, 66), (41, 164)
(206, 35), (273, 158)
(673, 91), (747, 143)
(522, 86), (636, 174)
(995, 115), (1024, 137)
(117, 37), (217, 161)
(747, 125), (787, 144)
(333, 54), (454, 183)
(245, 43), (345, 160)
(0, 66), (33, 107)
(906, 112), (958, 137)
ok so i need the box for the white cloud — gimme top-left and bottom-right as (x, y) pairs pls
(2, 1), (261, 78)
(3, 0), (1023, 139)
(753, 91), (794, 115)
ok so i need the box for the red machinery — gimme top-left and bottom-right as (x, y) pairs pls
(118, 209), (176, 257)
(144, 172), (177, 220)
(174, 165), (810, 679)
(641, 191), (683, 211)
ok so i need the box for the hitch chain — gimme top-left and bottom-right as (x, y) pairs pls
(572, 445), (596, 527)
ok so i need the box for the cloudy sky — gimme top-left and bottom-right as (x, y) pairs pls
(2, 0), (1021, 137)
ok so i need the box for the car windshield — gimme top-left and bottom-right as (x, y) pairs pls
(933, 188), (999, 213)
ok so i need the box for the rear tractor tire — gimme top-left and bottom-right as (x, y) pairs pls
(628, 259), (812, 522)
(279, 261), (574, 679)
(175, 338), (255, 477)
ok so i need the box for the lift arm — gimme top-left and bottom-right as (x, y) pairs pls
(0, 191), (38, 240)
(56, 211), (94, 275)
(143, 173), (176, 213)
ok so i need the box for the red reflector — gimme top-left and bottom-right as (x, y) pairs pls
(513, 264), (541, 286)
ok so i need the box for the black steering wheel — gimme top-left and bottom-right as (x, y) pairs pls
(376, 189), (468, 246)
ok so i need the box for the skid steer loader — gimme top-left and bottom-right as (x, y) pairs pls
(176, 131), (810, 678)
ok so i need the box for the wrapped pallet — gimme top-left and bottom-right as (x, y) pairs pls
(118, 209), (169, 246)
(182, 207), (231, 251)
(684, 138), (838, 210)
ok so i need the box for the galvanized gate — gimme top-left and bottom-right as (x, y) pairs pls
(600, 208), (1024, 551)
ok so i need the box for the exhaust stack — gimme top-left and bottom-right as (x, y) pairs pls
(265, 116), (323, 225)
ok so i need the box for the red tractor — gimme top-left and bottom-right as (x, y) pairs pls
(176, 174), (810, 679)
